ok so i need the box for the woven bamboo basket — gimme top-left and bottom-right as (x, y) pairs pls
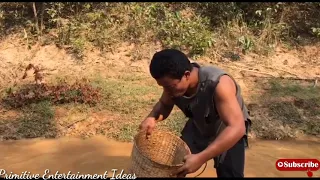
(128, 129), (191, 177)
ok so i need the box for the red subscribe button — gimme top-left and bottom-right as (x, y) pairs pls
(276, 159), (320, 171)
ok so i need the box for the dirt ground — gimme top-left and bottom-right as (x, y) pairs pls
(0, 34), (319, 178)
(0, 35), (319, 140)
(0, 35), (319, 98)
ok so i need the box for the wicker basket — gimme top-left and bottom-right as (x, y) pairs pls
(128, 129), (191, 177)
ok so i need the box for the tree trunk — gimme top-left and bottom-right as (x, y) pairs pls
(32, 2), (40, 41)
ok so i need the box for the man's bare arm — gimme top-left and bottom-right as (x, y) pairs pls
(198, 75), (246, 163)
(147, 91), (174, 122)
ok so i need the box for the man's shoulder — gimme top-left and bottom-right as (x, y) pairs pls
(199, 65), (228, 82)
(201, 65), (225, 72)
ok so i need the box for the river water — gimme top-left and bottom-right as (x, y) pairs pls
(0, 136), (319, 178)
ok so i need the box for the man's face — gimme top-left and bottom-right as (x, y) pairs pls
(155, 72), (190, 98)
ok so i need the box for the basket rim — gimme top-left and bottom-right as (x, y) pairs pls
(133, 129), (191, 168)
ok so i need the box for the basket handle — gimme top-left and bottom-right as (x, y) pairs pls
(192, 161), (208, 178)
(181, 139), (207, 177)
(185, 144), (207, 177)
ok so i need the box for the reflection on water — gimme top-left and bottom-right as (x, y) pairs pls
(0, 136), (319, 178)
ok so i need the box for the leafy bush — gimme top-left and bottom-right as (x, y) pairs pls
(124, 3), (214, 57)
(0, 2), (319, 58)
(151, 5), (213, 57)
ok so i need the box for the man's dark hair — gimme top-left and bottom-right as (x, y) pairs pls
(149, 49), (192, 79)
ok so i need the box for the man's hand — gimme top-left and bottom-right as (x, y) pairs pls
(138, 91), (174, 138)
(172, 154), (206, 177)
(138, 117), (157, 138)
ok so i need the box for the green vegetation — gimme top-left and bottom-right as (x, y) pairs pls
(269, 79), (320, 100)
(0, 2), (319, 58)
